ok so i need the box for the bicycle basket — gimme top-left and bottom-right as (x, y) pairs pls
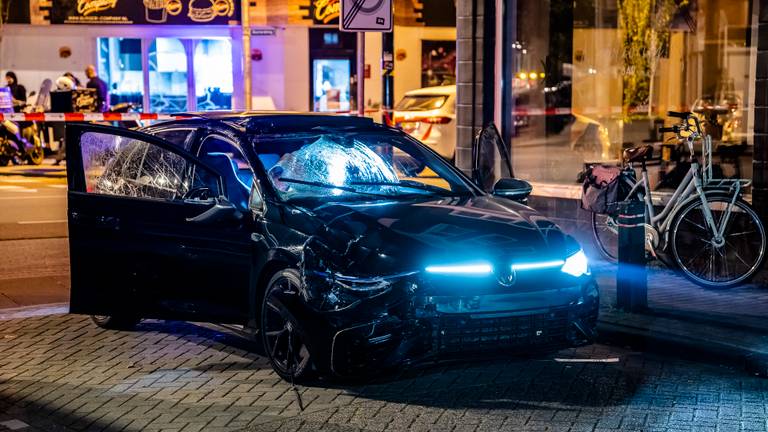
(581, 165), (626, 214)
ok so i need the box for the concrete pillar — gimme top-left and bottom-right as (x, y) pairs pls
(455, 0), (486, 175)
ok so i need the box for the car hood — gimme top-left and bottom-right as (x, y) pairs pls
(293, 195), (571, 277)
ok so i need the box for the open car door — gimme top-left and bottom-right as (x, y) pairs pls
(472, 122), (513, 191)
(66, 123), (250, 323)
(472, 122), (532, 202)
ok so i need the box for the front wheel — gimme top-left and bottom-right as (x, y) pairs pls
(25, 136), (44, 165)
(671, 194), (766, 288)
(261, 269), (313, 382)
(592, 212), (619, 262)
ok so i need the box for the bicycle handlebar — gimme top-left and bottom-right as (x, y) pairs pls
(667, 111), (691, 119)
(659, 126), (678, 133)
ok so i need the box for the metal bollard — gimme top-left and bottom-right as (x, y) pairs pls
(617, 200), (648, 312)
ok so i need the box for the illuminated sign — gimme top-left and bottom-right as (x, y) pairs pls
(77, 0), (118, 16)
(50, 0), (239, 24)
(312, 0), (340, 25)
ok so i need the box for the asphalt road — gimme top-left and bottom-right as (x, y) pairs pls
(0, 167), (69, 308)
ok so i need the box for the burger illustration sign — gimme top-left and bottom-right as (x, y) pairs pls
(51, 0), (239, 24)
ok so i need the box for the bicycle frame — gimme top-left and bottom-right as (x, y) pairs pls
(627, 142), (741, 244)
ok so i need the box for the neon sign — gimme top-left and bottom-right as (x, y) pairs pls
(313, 0), (340, 24)
(77, 0), (118, 16)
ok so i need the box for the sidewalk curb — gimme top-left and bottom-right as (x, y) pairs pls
(596, 319), (766, 377)
(0, 170), (66, 179)
(0, 303), (68, 320)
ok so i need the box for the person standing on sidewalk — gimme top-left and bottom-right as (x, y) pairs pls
(5, 71), (27, 110)
(85, 65), (108, 112)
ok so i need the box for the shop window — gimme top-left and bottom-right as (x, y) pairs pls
(193, 39), (233, 111)
(312, 59), (351, 112)
(502, 0), (755, 189)
(97, 38), (143, 110)
(149, 38), (188, 113)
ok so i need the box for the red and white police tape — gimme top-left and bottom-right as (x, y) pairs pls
(0, 112), (184, 122)
(0, 106), (696, 123)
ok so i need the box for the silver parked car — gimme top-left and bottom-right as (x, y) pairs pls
(394, 85), (456, 161)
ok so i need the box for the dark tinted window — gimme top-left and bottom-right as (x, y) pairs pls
(150, 128), (194, 149)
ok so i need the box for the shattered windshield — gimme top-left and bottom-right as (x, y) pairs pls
(254, 129), (474, 202)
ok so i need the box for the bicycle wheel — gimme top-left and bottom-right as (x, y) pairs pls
(670, 194), (766, 288)
(592, 212), (619, 262)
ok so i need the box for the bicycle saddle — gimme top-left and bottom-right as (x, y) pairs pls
(623, 145), (653, 163)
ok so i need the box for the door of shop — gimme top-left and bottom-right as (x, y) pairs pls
(309, 29), (357, 112)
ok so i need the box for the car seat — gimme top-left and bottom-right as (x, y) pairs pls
(201, 152), (251, 209)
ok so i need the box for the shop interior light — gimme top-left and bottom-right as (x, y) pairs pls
(528, 72), (538, 80)
(517, 72), (528, 80)
(425, 263), (493, 275)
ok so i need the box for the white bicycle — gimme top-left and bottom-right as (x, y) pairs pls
(592, 111), (766, 288)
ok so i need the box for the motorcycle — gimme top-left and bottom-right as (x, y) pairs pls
(0, 107), (44, 166)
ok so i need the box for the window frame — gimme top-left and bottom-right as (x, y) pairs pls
(68, 123), (226, 204)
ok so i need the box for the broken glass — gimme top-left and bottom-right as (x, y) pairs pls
(79, 131), (204, 200)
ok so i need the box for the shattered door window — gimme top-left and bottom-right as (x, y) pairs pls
(79, 131), (193, 200)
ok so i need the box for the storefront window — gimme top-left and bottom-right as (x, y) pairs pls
(312, 59), (351, 112)
(97, 38), (143, 110)
(503, 0), (755, 188)
(194, 39), (233, 110)
(149, 38), (188, 112)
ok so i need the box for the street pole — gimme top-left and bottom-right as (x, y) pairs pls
(357, 32), (365, 116)
(381, 31), (394, 125)
(241, 0), (252, 111)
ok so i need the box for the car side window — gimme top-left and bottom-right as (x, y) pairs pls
(150, 128), (195, 149)
(198, 135), (254, 188)
(79, 131), (220, 201)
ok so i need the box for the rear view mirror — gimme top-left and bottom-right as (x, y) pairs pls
(492, 178), (532, 203)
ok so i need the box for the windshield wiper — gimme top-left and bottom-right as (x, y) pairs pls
(278, 178), (391, 198)
(350, 180), (453, 196)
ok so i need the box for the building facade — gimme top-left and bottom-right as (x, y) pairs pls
(455, 0), (767, 223)
(1, 0), (457, 115)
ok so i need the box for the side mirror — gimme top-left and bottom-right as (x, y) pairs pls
(492, 178), (532, 203)
(249, 182), (265, 217)
(186, 197), (243, 224)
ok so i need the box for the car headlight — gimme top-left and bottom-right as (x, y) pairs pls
(561, 249), (590, 277)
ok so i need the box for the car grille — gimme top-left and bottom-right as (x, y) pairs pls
(431, 309), (571, 355)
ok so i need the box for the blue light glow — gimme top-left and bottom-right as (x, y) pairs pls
(425, 263), (493, 275)
(511, 260), (565, 271)
(560, 250), (590, 277)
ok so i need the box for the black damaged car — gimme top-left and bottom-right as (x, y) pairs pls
(65, 113), (598, 381)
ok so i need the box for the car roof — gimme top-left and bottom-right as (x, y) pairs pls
(151, 111), (378, 132)
(403, 85), (455, 96)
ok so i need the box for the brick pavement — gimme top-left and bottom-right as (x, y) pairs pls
(1, 314), (768, 431)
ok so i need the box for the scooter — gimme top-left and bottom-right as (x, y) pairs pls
(0, 112), (44, 166)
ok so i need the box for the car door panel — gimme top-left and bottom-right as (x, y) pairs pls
(66, 123), (249, 323)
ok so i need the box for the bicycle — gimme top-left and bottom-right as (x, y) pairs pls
(592, 111), (766, 288)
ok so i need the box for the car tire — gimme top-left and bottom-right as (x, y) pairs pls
(90, 315), (141, 330)
(260, 269), (313, 382)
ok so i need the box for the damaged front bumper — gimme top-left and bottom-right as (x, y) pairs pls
(299, 274), (600, 377)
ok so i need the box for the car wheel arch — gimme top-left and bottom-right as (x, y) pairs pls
(252, 258), (300, 326)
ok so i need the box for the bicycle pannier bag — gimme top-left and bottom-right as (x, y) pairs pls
(581, 165), (623, 214)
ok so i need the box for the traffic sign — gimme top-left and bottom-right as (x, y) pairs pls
(340, 0), (392, 32)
